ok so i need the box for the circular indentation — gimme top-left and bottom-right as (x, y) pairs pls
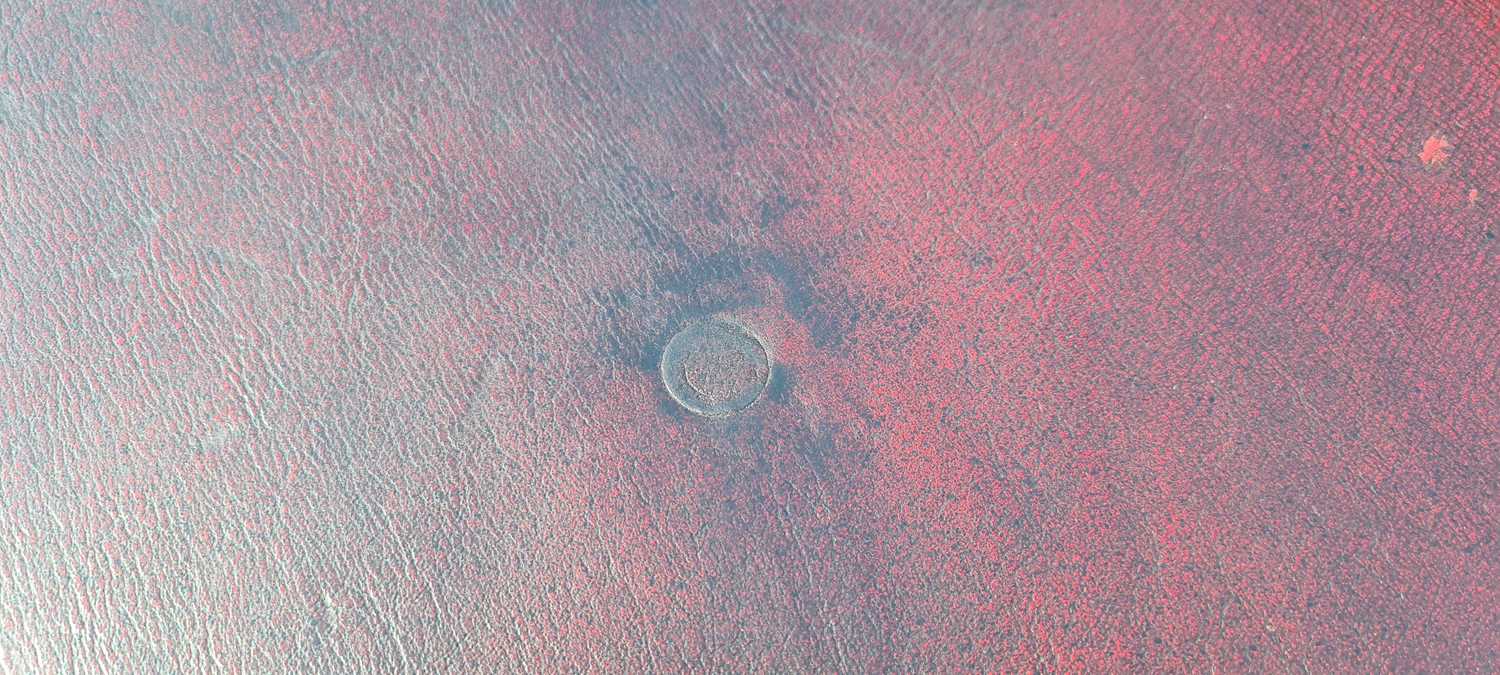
(660, 318), (770, 417)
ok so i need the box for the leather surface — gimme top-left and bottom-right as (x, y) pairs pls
(1, 0), (1497, 671)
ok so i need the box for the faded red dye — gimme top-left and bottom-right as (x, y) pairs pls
(0, 0), (1496, 672)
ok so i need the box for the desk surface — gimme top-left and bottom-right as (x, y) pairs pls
(1, 0), (1496, 671)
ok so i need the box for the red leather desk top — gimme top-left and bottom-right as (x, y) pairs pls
(1, 1), (1496, 671)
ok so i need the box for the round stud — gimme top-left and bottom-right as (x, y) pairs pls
(660, 318), (770, 417)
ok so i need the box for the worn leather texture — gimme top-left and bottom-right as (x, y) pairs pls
(1, 0), (1497, 671)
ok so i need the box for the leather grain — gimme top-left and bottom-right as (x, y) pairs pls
(1, 0), (1497, 671)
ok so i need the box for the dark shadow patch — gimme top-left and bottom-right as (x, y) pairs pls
(655, 395), (689, 423)
(611, 161), (686, 256)
(692, 189), (729, 226)
(631, 210), (680, 254)
(597, 245), (759, 375)
(789, 424), (836, 478)
(756, 192), (806, 230)
(766, 364), (793, 404)
(762, 252), (859, 351)
(657, 246), (748, 296)
(595, 243), (861, 383)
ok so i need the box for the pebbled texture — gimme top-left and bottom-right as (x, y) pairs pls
(1, 0), (1497, 671)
